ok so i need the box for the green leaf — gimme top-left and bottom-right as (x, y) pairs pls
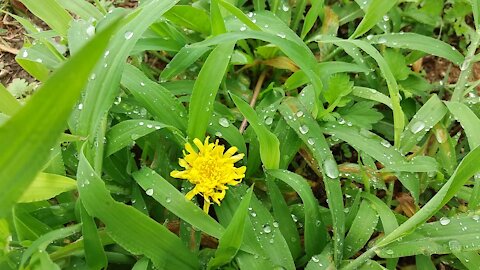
(18, 173), (77, 203)
(268, 170), (326, 257)
(80, 202), (107, 270)
(0, 83), (21, 115)
(378, 213), (480, 257)
(445, 102), (480, 148)
(279, 98), (345, 265)
(0, 20), (119, 218)
(207, 187), (253, 269)
(77, 146), (199, 269)
(210, 0), (227, 35)
(368, 33), (464, 65)
(164, 5), (211, 35)
(343, 201), (378, 258)
(132, 167), (225, 239)
(230, 93), (280, 169)
(337, 101), (384, 130)
(19, 0), (72, 36)
(57, 0), (103, 21)
(187, 42), (235, 140)
(324, 73), (353, 105)
(383, 49), (410, 81)
(351, 0), (397, 38)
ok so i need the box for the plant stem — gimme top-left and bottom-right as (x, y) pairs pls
(239, 69), (267, 133)
(451, 31), (480, 102)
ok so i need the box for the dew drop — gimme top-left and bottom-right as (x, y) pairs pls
(383, 15), (390, 22)
(240, 26), (247, 31)
(312, 256), (320, 263)
(104, 50), (110, 58)
(473, 215), (480, 221)
(145, 188), (154, 196)
(86, 25), (95, 37)
(307, 138), (315, 145)
(410, 121), (425, 134)
(139, 122), (144, 126)
(165, 197), (172, 203)
(338, 118), (345, 124)
(296, 111), (304, 117)
(218, 117), (230, 127)
(215, 131), (222, 137)
(385, 249), (394, 255)
(378, 37), (387, 44)
(90, 73), (96, 80)
(323, 158), (339, 178)
(124, 31), (134, 40)
(439, 217), (451, 225)
(381, 140), (391, 148)
(276, 33), (286, 39)
(273, 221), (279, 228)
(262, 224), (272, 233)
(282, 4), (289, 11)
(140, 82), (145, 86)
(22, 50), (28, 57)
(448, 240), (462, 252)
(265, 117), (273, 125)
(78, 103), (83, 110)
(299, 125), (309, 134)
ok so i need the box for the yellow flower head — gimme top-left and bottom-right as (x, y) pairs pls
(170, 137), (246, 213)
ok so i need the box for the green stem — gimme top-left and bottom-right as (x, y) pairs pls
(342, 246), (378, 270)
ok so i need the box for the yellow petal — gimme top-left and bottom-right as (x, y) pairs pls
(185, 142), (196, 154)
(224, 146), (238, 157)
(229, 153), (244, 163)
(185, 188), (198, 200)
(203, 201), (211, 213)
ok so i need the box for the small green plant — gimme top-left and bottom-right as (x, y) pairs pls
(1, 0), (480, 269)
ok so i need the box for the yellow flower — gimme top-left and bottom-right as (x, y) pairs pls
(170, 137), (246, 213)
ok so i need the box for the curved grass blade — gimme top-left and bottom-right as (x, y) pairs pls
(207, 113), (247, 155)
(164, 5), (211, 35)
(121, 65), (187, 131)
(132, 167), (225, 239)
(230, 93), (280, 169)
(377, 212), (480, 257)
(77, 146), (199, 269)
(57, 0), (103, 21)
(279, 97), (345, 266)
(352, 86), (392, 109)
(105, 120), (184, 157)
(18, 173), (76, 203)
(367, 33), (464, 65)
(207, 187), (253, 269)
(187, 42), (235, 140)
(159, 46), (211, 81)
(0, 84), (21, 115)
(80, 202), (107, 270)
(445, 101), (480, 148)
(19, 0), (72, 36)
(268, 169), (326, 257)
(0, 20), (119, 218)
(350, 0), (397, 39)
(343, 201), (378, 258)
(305, 244), (334, 270)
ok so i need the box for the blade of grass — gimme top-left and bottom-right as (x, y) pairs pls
(18, 173), (76, 203)
(0, 84), (21, 115)
(350, 0), (397, 39)
(0, 20), (118, 218)
(187, 42), (235, 140)
(20, 0), (72, 36)
(230, 93), (280, 169)
(343, 201), (378, 258)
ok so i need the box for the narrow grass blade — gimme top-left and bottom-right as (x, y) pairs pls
(0, 21), (118, 218)
(18, 173), (76, 203)
(132, 167), (225, 239)
(57, 0), (103, 21)
(105, 120), (183, 157)
(210, 0), (226, 35)
(122, 65), (187, 131)
(19, 0), (72, 36)
(159, 46), (211, 81)
(305, 244), (334, 270)
(445, 102), (480, 148)
(350, 0), (397, 38)
(231, 93), (280, 169)
(279, 97), (345, 266)
(164, 5), (211, 35)
(352, 87), (392, 109)
(361, 193), (398, 234)
(80, 202), (107, 270)
(454, 250), (480, 269)
(378, 213), (480, 257)
(368, 33), (464, 65)
(0, 84), (21, 115)
(77, 147), (199, 269)
(343, 201), (378, 258)
(207, 187), (253, 269)
(268, 169), (326, 257)
(470, 0), (480, 30)
(187, 42), (235, 140)
(218, 0), (262, 31)
(415, 255), (436, 270)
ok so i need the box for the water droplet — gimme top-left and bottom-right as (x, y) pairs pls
(139, 122), (144, 126)
(273, 221), (279, 228)
(366, 35), (374, 40)
(218, 117), (230, 127)
(265, 117), (273, 125)
(36, 58), (43, 63)
(323, 158), (339, 178)
(86, 25), (95, 37)
(338, 118), (345, 124)
(145, 188), (154, 196)
(90, 73), (96, 80)
(264, 24), (269, 28)
(296, 111), (304, 117)
(385, 249), (394, 255)
(312, 256), (319, 263)
(439, 217), (451, 225)
(473, 215), (480, 221)
(250, 211), (257, 217)
(381, 140), (391, 148)
(282, 4), (289, 11)
(410, 121), (425, 134)
(215, 131), (222, 137)
(299, 125), (309, 134)
(383, 15), (389, 22)
(124, 31), (134, 40)
(378, 37), (387, 44)
(140, 82), (145, 86)
(104, 50), (110, 58)
(240, 26), (247, 31)
(307, 138), (315, 145)
(147, 124), (153, 128)
(22, 50), (28, 57)
(78, 103), (83, 110)
(165, 197), (172, 203)
(262, 224), (272, 233)
(448, 240), (462, 252)
(276, 33), (286, 39)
